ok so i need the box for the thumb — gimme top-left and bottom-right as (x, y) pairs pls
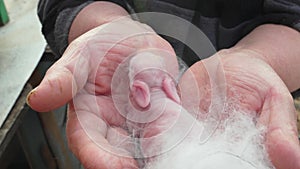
(27, 48), (89, 112)
(258, 88), (300, 169)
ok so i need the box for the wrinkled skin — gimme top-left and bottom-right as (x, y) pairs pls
(127, 49), (300, 169)
(27, 18), (178, 169)
(179, 49), (300, 169)
(27, 19), (300, 169)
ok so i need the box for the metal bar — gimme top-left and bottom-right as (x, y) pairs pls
(17, 108), (57, 169)
(0, 84), (31, 157)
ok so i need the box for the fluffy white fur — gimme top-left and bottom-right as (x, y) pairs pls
(144, 108), (275, 169)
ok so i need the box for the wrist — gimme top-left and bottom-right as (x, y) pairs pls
(232, 24), (300, 92)
(68, 1), (129, 43)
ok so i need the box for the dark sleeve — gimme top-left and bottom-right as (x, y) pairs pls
(37, 0), (129, 57)
(215, 0), (300, 50)
(263, 0), (300, 32)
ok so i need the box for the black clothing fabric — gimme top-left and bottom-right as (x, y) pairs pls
(37, 0), (300, 59)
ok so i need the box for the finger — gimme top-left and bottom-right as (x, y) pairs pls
(258, 87), (300, 169)
(178, 61), (211, 118)
(70, 93), (139, 162)
(67, 103), (138, 169)
(27, 46), (89, 112)
(106, 127), (138, 157)
(73, 90), (126, 126)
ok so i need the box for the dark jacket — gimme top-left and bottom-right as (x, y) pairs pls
(38, 0), (300, 64)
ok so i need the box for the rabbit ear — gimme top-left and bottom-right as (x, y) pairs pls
(162, 77), (180, 104)
(131, 80), (151, 108)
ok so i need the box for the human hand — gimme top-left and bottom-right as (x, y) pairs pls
(179, 48), (300, 169)
(26, 18), (178, 169)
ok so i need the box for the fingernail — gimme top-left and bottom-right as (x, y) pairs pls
(26, 87), (38, 107)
